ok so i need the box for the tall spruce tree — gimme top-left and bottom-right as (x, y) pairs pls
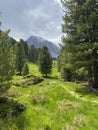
(0, 30), (15, 89)
(38, 46), (52, 77)
(60, 0), (98, 87)
(20, 39), (28, 58)
(16, 40), (26, 75)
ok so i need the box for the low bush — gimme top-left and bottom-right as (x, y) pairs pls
(0, 97), (26, 118)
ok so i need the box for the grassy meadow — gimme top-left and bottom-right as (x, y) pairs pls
(0, 61), (98, 130)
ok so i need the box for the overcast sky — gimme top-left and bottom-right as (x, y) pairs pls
(0, 0), (63, 44)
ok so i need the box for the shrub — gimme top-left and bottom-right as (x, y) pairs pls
(62, 68), (72, 81)
(12, 102), (26, 116)
(0, 97), (26, 118)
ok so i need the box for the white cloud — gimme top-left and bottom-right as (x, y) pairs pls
(0, 0), (63, 43)
(54, 0), (61, 4)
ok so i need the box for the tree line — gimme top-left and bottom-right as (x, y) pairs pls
(0, 29), (52, 95)
(15, 39), (52, 76)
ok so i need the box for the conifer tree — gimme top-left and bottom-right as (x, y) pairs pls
(20, 39), (28, 58)
(60, 0), (98, 87)
(28, 45), (39, 63)
(38, 46), (52, 77)
(0, 30), (15, 89)
(16, 40), (26, 75)
(22, 62), (29, 76)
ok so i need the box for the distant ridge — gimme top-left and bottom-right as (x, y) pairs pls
(26, 35), (60, 58)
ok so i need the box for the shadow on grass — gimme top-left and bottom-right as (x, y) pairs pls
(75, 85), (98, 97)
(1, 112), (28, 130)
(13, 113), (28, 130)
(0, 97), (27, 130)
(0, 97), (26, 118)
(43, 76), (58, 80)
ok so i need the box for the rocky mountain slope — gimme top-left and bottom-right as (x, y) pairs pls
(27, 35), (60, 58)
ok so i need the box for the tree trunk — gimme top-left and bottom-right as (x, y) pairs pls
(93, 51), (98, 88)
(45, 73), (47, 77)
(88, 65), (93, 88)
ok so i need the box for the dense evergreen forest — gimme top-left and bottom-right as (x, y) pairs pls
(0, 0), (98, 129)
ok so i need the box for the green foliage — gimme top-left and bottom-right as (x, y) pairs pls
(20, 39), (28, 58)
(0, 30), (15, 91)
(58, 45), (74, 81)
(0, 97), (25, 118)
(22, 62), (29, 77)
(60, 0), (98, 86)
(38, 46), (52, 77)
(9, 37), (16, 46)
(62, 68), (72, 81)
(28, 45), (39, 63)
(16, 40), (26, 75)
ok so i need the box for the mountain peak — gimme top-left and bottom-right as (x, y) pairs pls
(26, 35), (60, 58)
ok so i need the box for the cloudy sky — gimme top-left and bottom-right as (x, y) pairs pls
(0, 0), (63, 44)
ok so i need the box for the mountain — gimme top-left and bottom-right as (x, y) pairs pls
(26, 35), (60, 58)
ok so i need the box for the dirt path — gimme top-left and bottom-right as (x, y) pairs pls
(62, 85), (98, 104)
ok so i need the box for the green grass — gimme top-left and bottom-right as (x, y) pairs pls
(1, 62), (98, 130)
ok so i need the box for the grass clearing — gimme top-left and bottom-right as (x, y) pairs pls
(0, 62), (98, 129)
